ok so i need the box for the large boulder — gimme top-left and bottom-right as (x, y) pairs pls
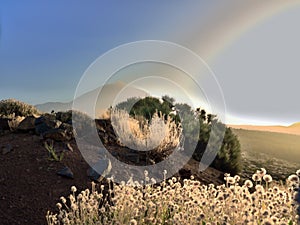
(35, 114), (62, 135)
(18, 116), (36, 131)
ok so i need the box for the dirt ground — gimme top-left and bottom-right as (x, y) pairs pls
(0, 133), (92, 225)
(0, 132), (224, 225)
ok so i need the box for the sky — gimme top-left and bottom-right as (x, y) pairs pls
(1, 1), (300, 125)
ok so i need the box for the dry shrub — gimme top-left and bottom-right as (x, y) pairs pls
(110, 109), (182, 154)
(0, 99), (41, 118)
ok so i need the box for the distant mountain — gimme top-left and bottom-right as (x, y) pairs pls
(35, 81), (148, 117)
(288, 122), (300, 129)
(229, 122), (300, 136)
(35, 101), (72, 113)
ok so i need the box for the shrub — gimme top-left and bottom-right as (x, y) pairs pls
(116, 95), (176, 122)
(212, 128), (242, 174)
(115, 96), (242, 174)
(0, 99), (41, 118)
(175, 103), (242, 174)
(111, 109), (181, 155)
(46, 168), (300, 224)
(44, 141), (64, 162)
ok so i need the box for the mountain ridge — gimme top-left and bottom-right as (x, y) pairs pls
(229, 122), (300, 136)
(35, 82), (148, 117)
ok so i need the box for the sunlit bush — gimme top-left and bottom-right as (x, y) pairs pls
(47, 168), (300, 225)
(0, 99), (41, 118)
(111, 109), (182, 154)
(114, 96), (242, 174)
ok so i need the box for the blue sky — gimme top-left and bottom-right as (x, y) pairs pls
(1, 1), (300, 125)
(0, 1), (212, 103)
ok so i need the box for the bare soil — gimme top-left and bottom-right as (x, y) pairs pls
(0, 132), (223, 225)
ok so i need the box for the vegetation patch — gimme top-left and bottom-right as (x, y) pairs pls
(0, 99), (41, 118)
(46, 168), (300, 225)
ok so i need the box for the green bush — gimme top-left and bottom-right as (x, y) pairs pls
(211, 127), (242, 174)
(115, 96), (242, 174)
(0, 99), (41, 118)
(116, 95), (177, 122)
(183, 106), (242, 174)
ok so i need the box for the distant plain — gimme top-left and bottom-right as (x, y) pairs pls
(231, 124), (300, 180)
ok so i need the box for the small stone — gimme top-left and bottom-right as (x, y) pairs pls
(87, 159), (111, 182)
(87, 167), (101, 182)
(57, 167), (74, 179)
(2, 144), (13, 155)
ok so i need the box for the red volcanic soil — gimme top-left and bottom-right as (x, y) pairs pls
(0, 133), (91, 225)
(0, 132), (224, 225)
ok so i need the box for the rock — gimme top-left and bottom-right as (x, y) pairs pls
(7, 116), (25, 131)
(56, 111), (72, 124)
(0, 118), (11, 131)
(35, 115), (62, 135)
(59, 123), (73, 138)
(178, 168), (192, 180)
(87, 167), (101, 182)
(57, 167), (74, 179)
(18, 116), (36, 131)
(87, 159), (112, 182)
(2, 144), (13, 155)
(43, 128), (71, 142)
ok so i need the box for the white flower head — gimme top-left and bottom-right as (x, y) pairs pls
(252, 173), (261, 182)
(71, 186), (77, 193)
(288, 174), (299, 184)
(244, 180), (253, 188)
(263, 174), (273, 183)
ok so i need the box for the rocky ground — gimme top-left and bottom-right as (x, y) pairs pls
(0, 114), (224, 225)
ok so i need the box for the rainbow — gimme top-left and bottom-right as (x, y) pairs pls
(184, 1), (300, 61)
